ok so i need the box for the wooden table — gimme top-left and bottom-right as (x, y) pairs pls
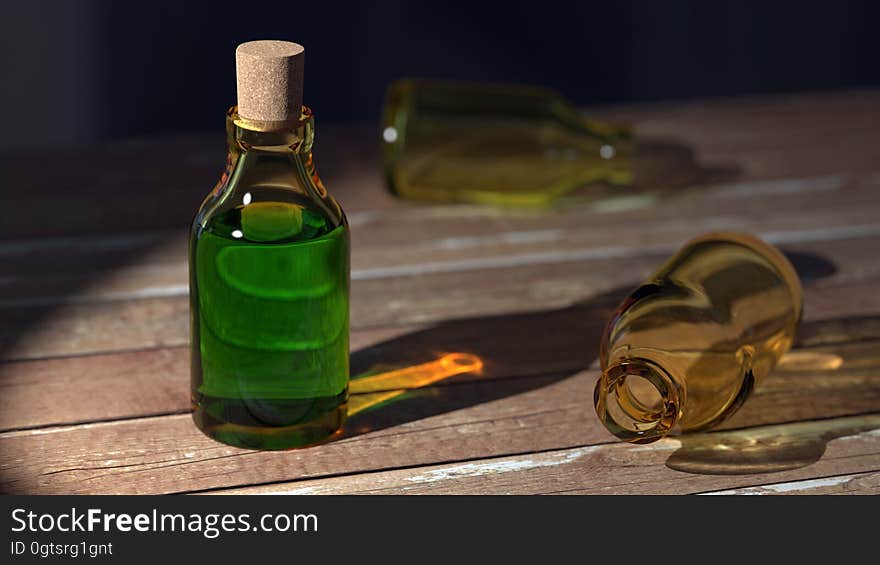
(2, 91), (879, 495)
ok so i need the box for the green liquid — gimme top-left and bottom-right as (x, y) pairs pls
(191, 200), (349, 449)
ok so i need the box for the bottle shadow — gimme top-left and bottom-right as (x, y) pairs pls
(633, 139), (740, 192)
(340, 249), (841, 442)
(562, 138), (740, 205)
(667, 413), (880, 476)
(666, 314), (880, 474)
(663, 249), (880, 475)
(339, 285), (630, 439)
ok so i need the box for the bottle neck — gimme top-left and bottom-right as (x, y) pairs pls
(222, 104), (331, 200)
(226, 105), (315, 156)
(594, 358), (683, 444)
(547, 96), (634, 160)
(199, 105), (341, 232)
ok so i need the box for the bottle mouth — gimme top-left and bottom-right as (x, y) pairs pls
(594, 358), (682, 444)
(229, 105), (312, 132)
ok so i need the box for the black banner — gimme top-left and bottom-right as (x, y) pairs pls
(0, 495), (870, 562)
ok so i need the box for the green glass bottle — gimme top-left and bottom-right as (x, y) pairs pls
(190, 41), (349, 450)
(381, 80), (634, 206)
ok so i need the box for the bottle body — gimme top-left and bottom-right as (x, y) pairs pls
(190, 107), (349, 450)
(381, 80), (633, 207)
(594, 233), (802, 443)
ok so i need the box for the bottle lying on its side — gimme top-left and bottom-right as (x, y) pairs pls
(381, 80), (635, 207)
(594, 232), (803, 444)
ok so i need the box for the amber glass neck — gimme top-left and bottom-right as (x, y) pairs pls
(595, 358), (683, 444)
(200, 105), (339, 230)
(226, 105), (315, 155)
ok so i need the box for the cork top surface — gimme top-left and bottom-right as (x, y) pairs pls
(237, 40), (304, 59)
(235, 40), (305, 123)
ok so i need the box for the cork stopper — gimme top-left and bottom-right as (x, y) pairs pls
(235, 40), (304, 123)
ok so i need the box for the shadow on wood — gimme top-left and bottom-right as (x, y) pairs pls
(667, 314), (880, 475)
(559, 138), (740, 206)
(341, 286), (631, 438)
(632, 139), (739, 191)
(667, 415), (880, 476)
(342, 250), (839, 440)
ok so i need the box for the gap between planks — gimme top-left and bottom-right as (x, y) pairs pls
(698, 470), (880, 495)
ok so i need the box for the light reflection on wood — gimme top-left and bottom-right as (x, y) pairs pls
(778, 351), (844, 371)
(348, 353), (483, 416)
(666, 415), (880, 475)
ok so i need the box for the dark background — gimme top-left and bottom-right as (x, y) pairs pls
(3, 0), (879, 148)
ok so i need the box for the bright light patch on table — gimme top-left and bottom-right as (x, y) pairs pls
(242, 192), (252, 205)
(600, 144), (616, 159)
(347, 353), (484, 416)
(778, 351), (844, 371)
(382, 126), (398, 143)
(231, 230), (243, 239)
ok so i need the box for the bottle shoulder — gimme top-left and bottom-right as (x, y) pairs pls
(192, 152), (346, 246)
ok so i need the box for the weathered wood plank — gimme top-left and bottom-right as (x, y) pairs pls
(3, 92), (879, 495)
(4, 174), (878, 286)
(0, 230), (878, 432)
(2, 230), (879, 362)
(5, 220), (880, 312)
(3, 91), (880, 271)
(0, 373), (591, 494)
(4, 92), (879, 241)
(3, 324), (879, 495)
(1, 295), (878, 433)
(701, 471), (880, 495)
(0, 324), (427, 431)
(1, 125), (384, 240)
(208, 415), (880, 495)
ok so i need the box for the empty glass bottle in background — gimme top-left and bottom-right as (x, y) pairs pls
(381, 80), (634, 206)
(190, 41), (350, 450)
(594, 233), (803, 444)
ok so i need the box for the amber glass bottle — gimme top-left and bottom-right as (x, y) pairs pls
(190, 41), (349, 450)
(594, 233), (802, 444)
(381, 80), (634, 206)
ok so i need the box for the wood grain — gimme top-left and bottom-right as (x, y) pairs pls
(4, 175), (879, 290)
(2, 91), (880, 494)
(2, 327), (879, 494)
(703, 471), (880, 495)
(2, 233), (880, 362)
(1, 297), (879, 433)
(214, 415), (880, 495)
(3, 92), (879, 241)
